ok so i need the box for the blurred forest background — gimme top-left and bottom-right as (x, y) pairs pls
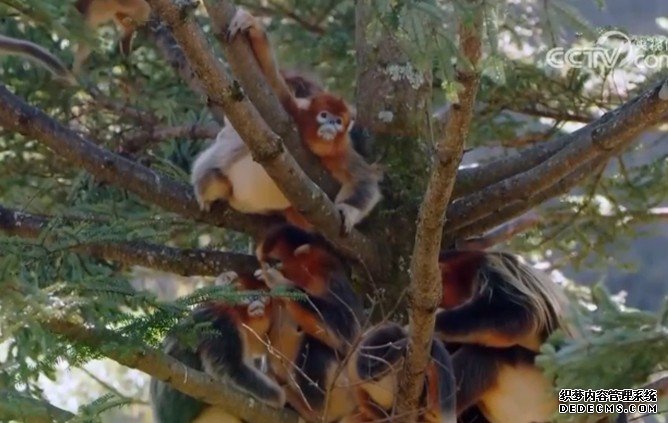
(0, 0), (666, 421)
(563, 0), (667, 312)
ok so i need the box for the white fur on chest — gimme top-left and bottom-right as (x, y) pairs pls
(480, 364), (557, 423)
(226, 153), (290, 213)
(363, 373), (397, 410)
(191, 406), (243, 423)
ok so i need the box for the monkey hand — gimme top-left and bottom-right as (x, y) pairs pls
(193, 188), (211, 212)
(227, 7), (257, 41)
(213, 271), (238, 286)
(254, 267), (292, 289)
(337, 203), (362, 235)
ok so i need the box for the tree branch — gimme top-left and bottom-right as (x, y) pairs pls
(145, 0), (379, 276)
(0, 205), (258, 276)
(0, 85), (278, 239)
(450, 155), (611, 239)
(238, 2), (326, 35)
(510, 104), (595, 123)
(447, 79), (668, 232)
(44, 319), (299, 423)
(120, 122), (220, 154)
(452, 135), (571, 198)
(644, 374), (668, 397)
(203, 0), (338, 198)
(455, 211), (541, 250)
(146, 6), (340, 210)
(143, 14), (228, 125)
(453, 80), (666, 199)
(86, 87), (159, 125)
(396, 4), (482, 421)
(0, 389), (74, 423)
(144, 15), (209, 100)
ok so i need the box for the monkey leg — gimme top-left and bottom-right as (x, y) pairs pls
(197, 309), (285, 407)
(193, 169), (233, 211)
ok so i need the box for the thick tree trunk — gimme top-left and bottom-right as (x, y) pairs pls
(354, 1), (434, 303)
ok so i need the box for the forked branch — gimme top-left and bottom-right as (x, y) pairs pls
(447, 79), (668, 233)
(396, 3), (483, 421)
(145, 0), (379, 275)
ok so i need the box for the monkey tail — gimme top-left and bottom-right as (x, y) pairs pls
(226, 362), (286, 407)
(429, 339), (457, 423)
(0, 35), (77, 85)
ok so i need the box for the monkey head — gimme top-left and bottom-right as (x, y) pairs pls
(438, 250), (486, 309)
(281, 70), (323, 99)
(295, 93), (352, 157)
(236, 274), (273, 319)
(256, 224), (341, 293)
(208, 272), (272, 332)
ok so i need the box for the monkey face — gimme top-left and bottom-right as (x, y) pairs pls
(242, 294), (270, 318)
(257, 224), (321, 262)
(306, 94), (351, 144)
(316, 110), (345, 141)
(213, 272), (272, 317)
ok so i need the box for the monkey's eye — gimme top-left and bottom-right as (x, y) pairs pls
(316, 111), (329, 125)
(246, 294), (261, 302)
(335, 118), (342, 125)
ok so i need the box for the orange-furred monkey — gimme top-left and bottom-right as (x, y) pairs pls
(222, 9), (382, 234)
(73, 0), (151, 73)
(150, 273), (284, 423)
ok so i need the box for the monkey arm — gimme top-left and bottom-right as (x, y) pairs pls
(255, 267), (346, 350)
(427, 339), (457, 423)
(451, 345), (504, 414)
(274, 335), (356, 422)
(333, 151), (382, 234)
(434, 296), (536, 348)
(195, 307), (286, 408)
(227, 8), (295, 111)
(451, 345), (541, 419)
(259, 269), (361, 352)
(284, 299), (351, 353)
(291, 337), (337, 416)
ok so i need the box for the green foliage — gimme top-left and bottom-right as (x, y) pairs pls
(538, 285), (667, 421)
(0, 0), (667, 420)
(72, 394), (134, 423)
(0, 231), (300, 418)
(526, 152), (668, 271)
